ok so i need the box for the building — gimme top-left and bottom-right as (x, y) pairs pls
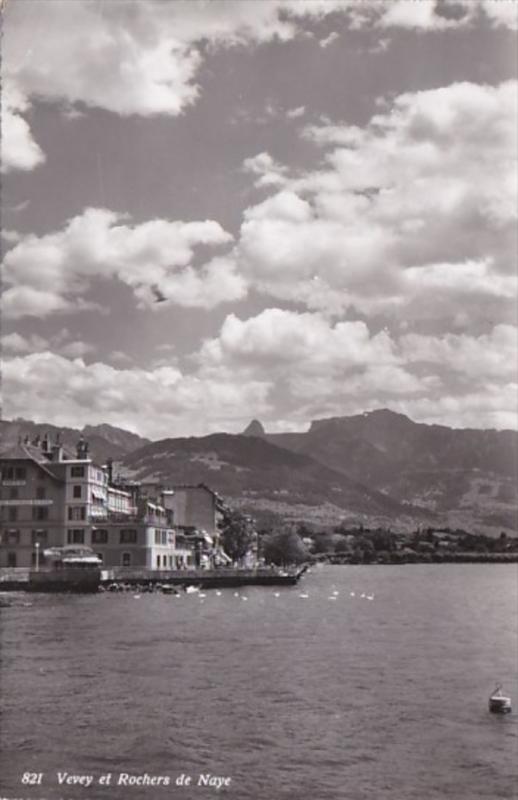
(0, 434), (183, 570)
(164, 484), (225, 536)
(139, 482), (230, 567)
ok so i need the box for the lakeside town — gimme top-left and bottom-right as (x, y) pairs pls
(0, 430), (516, 590)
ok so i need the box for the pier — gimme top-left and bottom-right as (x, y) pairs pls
(0, 565), (308, 592)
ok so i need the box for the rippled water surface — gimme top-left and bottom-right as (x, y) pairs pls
(1, 565), (517, 800)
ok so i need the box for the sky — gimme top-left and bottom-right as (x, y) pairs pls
(1, 0), (517, 438)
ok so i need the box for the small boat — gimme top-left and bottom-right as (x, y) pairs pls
(489, 686), (512, 714)
(160, 585), (179, 595)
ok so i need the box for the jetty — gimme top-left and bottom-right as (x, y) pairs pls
(0, 565), (308, 592)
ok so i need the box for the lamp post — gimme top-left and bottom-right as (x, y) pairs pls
(35, 541), (40, 572)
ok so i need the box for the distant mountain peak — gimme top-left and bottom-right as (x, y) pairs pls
(242, 419), (266, 438)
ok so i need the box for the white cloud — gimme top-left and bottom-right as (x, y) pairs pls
(2, 0), (514, 171)
(198, 308), (434, 414)
(378, 0), (458, 30)
(197, 310), (517, 430)
(286, 106), (306, 119)
(1, 351), (272, 438)
(1, 81), (45, 173)
(233, 81), (517, 324)
(401, 325), (518, 382)
(480, 0), (518, 31)
(2, 208), (242, 318)
(319, 32), (340, 47)
(242, 152), (289, 188)
(2, 330), (95, 358)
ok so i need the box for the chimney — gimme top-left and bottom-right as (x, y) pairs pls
(41, 434), (51, 458)
(51, 432), (64, 462)
(76, 436), (89, 460)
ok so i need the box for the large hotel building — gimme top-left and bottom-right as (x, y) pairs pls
(0, 434), (195, 570)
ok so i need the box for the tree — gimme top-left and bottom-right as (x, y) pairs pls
(219, 509), (253, 562)
(262, 528), (309, 565)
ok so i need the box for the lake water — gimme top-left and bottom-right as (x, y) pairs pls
(0, 565), (517, 800)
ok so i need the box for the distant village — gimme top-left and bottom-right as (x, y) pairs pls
(1, 432), (516, 574)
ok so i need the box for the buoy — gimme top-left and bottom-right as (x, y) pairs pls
(489, 686), (512, 714)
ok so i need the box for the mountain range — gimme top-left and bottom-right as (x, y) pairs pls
(1, 410), (516, 535)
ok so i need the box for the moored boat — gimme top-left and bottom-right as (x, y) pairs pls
(489, 686), (512, 714)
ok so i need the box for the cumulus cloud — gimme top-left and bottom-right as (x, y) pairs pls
(1, 81), (45, 173)
(3, 0), (514, 172)
(243, 152), (289, 188)
(197, 309), (517, 430)
(2, 208), (243, 318)
(231, 80), (517, 326)
(2, 330), (95, 358)
(1, 351), (272, 438)
(401, 324), (518, 381)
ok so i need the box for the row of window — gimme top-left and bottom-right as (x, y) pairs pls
(5, 487), (47, 500)
(4, 551), (133, 568)
(1, 528), (140, 546)
(2, 530), (49, 545)
(3, 507), (49, 522)
(1, 467), (27, 481)
(156, 554), (175, 568)
(154, 529), (171, 545)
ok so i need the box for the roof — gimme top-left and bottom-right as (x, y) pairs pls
(0, 442), (65, 482)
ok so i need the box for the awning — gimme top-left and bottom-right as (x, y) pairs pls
(91, 489), (105, 500)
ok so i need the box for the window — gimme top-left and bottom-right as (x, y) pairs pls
(33, 507), (49, 521)
(121, 552), (131, 567)
(7, 552), (17, 568)
(155, 530), (160, 544)
(120, 529), (137, 544)
(156, 554), (161, 568)
(2, 467), (14, 481)
(8, 507), (17, 522)
(9, 487), (19, 500)
(162, 531), (167, 545)
(68, 506), (86, 521)
(67, 529), (84, 544)
(92, 529), (108, 544)
(14, 467), (26, 481)
(32, 530), (48, 545)
(6, 530), (20, 545)
(70, 466), (85, 478)
(73, 485), (82, 499)
(36, 486), (46, 500)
